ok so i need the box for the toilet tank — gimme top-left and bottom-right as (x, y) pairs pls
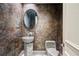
(45, 41), (56, 48)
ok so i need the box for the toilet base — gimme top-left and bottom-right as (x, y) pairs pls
(46, 48), (59, 56)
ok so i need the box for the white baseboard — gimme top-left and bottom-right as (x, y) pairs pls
(65, 40), (79, 51)
(65, 40), (79, 56)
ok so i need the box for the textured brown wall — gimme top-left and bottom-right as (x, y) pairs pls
(34, 4), (58, 50)
(22, 4), (63, 53)
(0, 3), (62, 56)
(0, 3), (23, 56)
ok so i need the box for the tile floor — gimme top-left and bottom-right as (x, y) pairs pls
(19, 50), (48, 56)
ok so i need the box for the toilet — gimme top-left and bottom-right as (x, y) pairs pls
(45, 40), (59, 56)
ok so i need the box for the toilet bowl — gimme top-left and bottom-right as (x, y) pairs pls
(45, 41), (59, 56)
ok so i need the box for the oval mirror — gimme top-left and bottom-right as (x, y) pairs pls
(23, 9), (38, 30)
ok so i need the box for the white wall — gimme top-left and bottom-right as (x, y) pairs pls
(63, 3), (79, 56)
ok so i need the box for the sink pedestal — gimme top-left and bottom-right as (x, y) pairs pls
(24, 42), (33, 56)
(22, 36), (34, 56)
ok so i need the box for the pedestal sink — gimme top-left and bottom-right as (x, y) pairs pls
(22, 36), (34, 56)
(22, 36), (34, 43)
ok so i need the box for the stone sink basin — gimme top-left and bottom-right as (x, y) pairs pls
(22, 36), (34, 43)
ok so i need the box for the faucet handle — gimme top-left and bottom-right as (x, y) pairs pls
(28, 32), (34, 36)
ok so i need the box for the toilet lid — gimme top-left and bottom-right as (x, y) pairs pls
(46, 48), (59, 56)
